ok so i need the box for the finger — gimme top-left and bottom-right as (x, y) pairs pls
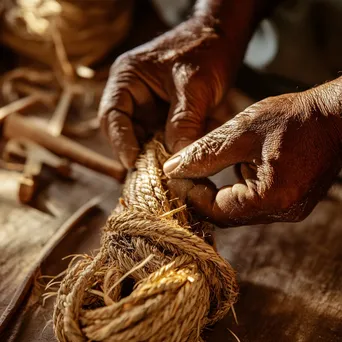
(99, 58), (154, 168)
(167, 178), (215, 203)
(165, 64), (211, 153)
(104, 110), (140, 169)
(167, 173), (263, 227)
(172, 162), (269, 227)
(186, 181), (264, 227)
(163, 116), (258, 178)
(165, 96), (208, 153)
(172, 161), (313, 227)
(185, 178), (316, 227)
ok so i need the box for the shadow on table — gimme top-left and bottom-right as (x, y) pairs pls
(207, 281), (342, 342)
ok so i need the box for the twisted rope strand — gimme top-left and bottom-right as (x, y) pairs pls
(53, 138), (238, 341)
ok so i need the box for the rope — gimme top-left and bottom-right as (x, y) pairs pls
(53, 137), (238, 342)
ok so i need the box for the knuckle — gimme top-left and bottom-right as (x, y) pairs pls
(197, 136), (215, 153)
(107, 55), (139, 89)
(229, 110), (256, 132)
(183, 141), (205, 164)
(199, 135), (221, 155)
(185, 135), (221, 164)
(172, 63), (198, 91)
(171, 109), (202, 129)
(172, 63), (217, 104)
(111, 52), (134, 71)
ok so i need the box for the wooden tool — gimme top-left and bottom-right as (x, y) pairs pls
(4, 114), (126, 182)
(48, 86), (73, 136)
(0, 169), (32, 203)
(46, 85), (99, 138)
(3, 139), (71, 178)
(0, 95), (39, 121)
(3, 139), (72, 203)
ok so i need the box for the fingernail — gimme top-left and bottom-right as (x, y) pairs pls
(163, 155), (182, 174)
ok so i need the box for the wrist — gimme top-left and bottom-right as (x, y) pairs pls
(192, 1), (263, 72)
(311, 77), (342, 118)
(193, 1), (259, 40)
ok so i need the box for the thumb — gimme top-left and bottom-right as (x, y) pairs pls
(167, 165), (273, 227)
(163, 117), (258, 178)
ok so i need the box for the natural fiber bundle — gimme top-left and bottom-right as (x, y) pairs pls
(53, 138), (238, 342)
(1, 0), (133, 67)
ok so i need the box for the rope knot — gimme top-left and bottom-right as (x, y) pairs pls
(53, 138), (238, 341)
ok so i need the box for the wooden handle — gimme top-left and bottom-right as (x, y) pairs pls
(0, 95), (38, 121)
(4, 114), (126, 182)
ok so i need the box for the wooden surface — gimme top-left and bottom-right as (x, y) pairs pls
(0, 164), (120, 338)
(212, 194), (342, 341)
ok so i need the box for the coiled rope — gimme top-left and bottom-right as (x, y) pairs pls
(53, 138), (238, 342)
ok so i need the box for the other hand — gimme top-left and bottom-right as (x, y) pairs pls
(164, 79), (342, 227)
(99, 16), (237, 168)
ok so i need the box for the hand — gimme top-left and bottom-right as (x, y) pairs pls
(98, 16), (237, 168)
(164, 79), (342, 227)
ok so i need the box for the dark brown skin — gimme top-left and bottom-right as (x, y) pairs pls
(99, 0), (265, 167)
(164, 80), (342, 226)
(99, 0), (342, 226)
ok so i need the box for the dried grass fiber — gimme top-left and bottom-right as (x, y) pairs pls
(53, 138), (238, 341)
